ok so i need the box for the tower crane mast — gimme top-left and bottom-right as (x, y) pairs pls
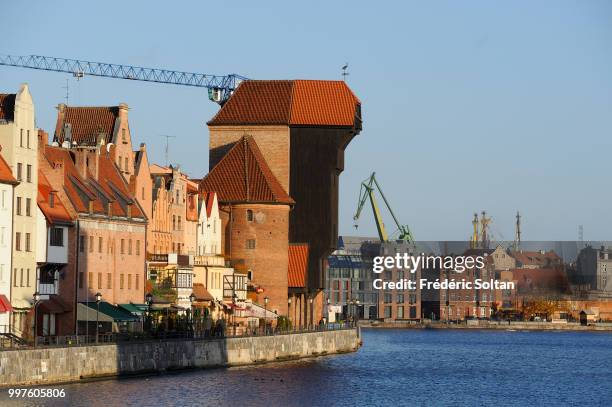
(0, 54), (247, 104)
(353, 172), (414, 244)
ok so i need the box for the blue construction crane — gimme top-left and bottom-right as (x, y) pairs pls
(0, 54), (247, 104)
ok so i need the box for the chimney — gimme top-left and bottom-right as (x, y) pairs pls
(118, 103), (129, 120)
(38, 129), (48, 153)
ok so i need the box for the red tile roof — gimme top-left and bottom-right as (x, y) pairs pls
(0, 94), (16, 121)
(510, 250), (562, 268)
(41, 146), (144, 220)
(0, 150), (18, 185)
(288, 244), (309, 288)
(208, 80), (361, 127)
(204, 191), (216, 217)
(38, 171), (73, 225)
(54, 106), (119, 145)
(199, 136), (294, 205)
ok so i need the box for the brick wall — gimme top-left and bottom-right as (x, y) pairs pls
(220, 203), (289, 315)
(209, 125), (291, 193)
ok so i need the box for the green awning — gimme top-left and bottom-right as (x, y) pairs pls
(118, 303), (147, 315)
(81, 301), (139, 322)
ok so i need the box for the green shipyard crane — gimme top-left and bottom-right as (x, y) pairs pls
(353, 172), (414, 244)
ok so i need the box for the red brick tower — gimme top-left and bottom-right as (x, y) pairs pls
(207, 80), (362, 291)
(199, 136), (294, 315)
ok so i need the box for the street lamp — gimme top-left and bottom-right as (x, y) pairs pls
(232, 293), (238, 337)
(95, 292), (102, 344)
(355, 299), (360, 325)
(287, 297), (292, 332)
(263, 296), (269, 334)
(33, 292), (40, 347)
(145, 292), (153, 332)
(189, 292), (196, 335)
(308, 296), (314, 329)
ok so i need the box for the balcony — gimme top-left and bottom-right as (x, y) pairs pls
(37, 264), (63, 297)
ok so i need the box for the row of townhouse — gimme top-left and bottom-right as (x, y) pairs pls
(0, 84), (233, 340)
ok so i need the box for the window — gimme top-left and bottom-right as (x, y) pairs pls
(128, 274), (132, 289)
(20, 269), (23, 287)
(141, 187), (145, 200)
(246, 239), (256, 249)
(384, 306), (392, 319)
(397, 306), (404, 319)
(124, 157), (128, 171)
(121, 239), (125, 254)
(128, 239), (132, 255)
(16, 163), (22, 181)
(80, 235), (85, 253)
(97, 273), (102, 289)
(78, 272), (84, 289)
(27, 130), (30, 149)
(20, 129), (23, 147)
(118, 157), (122, 170)
(120, 274), (124, 289)
(13, 269), (17, 287)
(396, 294), (404, 304)
(172, 216), (176, 230)
(26, 198), (31, 216)
(15, 232), (21, 251)
(107, 273), (112, 289)
(98, 236), (103, 253)
(122, 128), (127, 142)
(247, 210), (253, 222)
(26, 165), (32, 183)
(16, 197), (22, 215)
(50, 228), (63, 246)
(135, 274), (140, 290)
(25, 233), (30, 251)
(88, 272), (93, 289)
(89, 236), (93, 253)
(384, 293), (392, 303)
(178, 216), (181, 231)
(136, 240), (140, 255)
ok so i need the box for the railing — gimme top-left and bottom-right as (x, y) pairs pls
(5, 322), (357, 349)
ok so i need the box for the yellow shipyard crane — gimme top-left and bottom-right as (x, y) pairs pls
(353, 172), (414, 244)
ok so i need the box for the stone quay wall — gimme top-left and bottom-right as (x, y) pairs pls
(0, 328), (361, 387)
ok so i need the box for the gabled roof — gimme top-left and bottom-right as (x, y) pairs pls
(54, 106), (119, 145)
(208, 80), (361, 127)
(38, 171), (73, 225)
(199, 136), (294, 205)
(41, 146), (144, 220)
(0, 94), (16, 121)
(288, 244), (309, 288)
(0, 150), (18, 185)
(510, 250), (562, 268)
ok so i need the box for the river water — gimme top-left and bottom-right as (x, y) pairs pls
(3, 328), (612, 406)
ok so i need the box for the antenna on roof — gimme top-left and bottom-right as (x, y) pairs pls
(160, 135), (176, 166)
(341, 63), (349, 81)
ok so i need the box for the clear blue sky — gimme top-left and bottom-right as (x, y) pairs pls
(1, 1), (611, 241)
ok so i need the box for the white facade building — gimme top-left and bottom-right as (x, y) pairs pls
(196, 192), (222, 256)
(0, 84), (39, 336)
(0, 152), (18, 332)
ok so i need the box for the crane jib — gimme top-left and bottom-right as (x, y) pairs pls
(0, 54), (248, 105)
